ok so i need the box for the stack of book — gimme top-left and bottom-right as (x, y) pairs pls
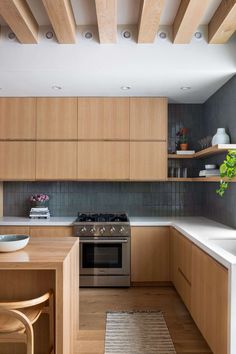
(29, 207), (50, 219)
(176, 150), (195, 155)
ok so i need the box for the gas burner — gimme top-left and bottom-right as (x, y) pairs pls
(76, 212), (129, 223)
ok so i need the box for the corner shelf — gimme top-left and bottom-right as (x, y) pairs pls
(168, 177), (236, 182)
(168, 144), (236, 160)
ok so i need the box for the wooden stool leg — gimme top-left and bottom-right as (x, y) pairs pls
(49, 292), (55, 354)
(25, 321), (34, 354)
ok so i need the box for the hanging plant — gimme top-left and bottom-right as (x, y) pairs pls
(216, 150), (236, 196)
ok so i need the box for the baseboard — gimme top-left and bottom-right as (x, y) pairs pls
(131, 281), (173, 287)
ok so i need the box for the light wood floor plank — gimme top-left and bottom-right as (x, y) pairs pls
(78, 287), (212, 354)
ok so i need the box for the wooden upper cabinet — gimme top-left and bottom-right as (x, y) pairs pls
(36, 98), (77, 140)
(191, 245), (228, 354)
(77, 98), (130, 140)
(130, 142), (167, 180)
(130, 98), (167, 140)
(0, 142), (35, 180)
(78, 141), (129, 180)
(0, 98), (36, 140)
(131, 227), (170, 282)
(36, 142), (77, 180)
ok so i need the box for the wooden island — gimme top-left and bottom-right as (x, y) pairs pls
(0, 237), (79, 354)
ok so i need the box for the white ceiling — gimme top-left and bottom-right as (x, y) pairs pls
(0, 0), (235, 103)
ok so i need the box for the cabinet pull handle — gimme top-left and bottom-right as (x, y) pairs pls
(178, 267), (191, 286)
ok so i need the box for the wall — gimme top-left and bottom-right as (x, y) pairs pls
(203, 75), (236, 228)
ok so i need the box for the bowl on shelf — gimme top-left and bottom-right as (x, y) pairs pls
(0, 235), (30, 252)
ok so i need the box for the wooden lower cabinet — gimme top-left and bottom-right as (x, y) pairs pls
(131, 227), (170, 282)
(191, 244), (228, 354)
(130, 142), (167, 180)
(171, 228), (192, 310)
(0, 226), (30, 235)
(29, 226), (73, 238)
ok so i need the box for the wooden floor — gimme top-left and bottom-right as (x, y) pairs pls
(78, 286), (212, 354)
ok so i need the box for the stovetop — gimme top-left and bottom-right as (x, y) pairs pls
(75, 212), (129, 223)
(73, 212), (130, 237)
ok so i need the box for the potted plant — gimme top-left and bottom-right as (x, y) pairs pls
(176, 128), (188, 150)
(216, 149), (236, 196)
(30, 194), (49, 207)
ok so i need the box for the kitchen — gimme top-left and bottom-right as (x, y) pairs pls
(0, 0), (236, 354)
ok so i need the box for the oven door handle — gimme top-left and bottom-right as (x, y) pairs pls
(80, 239), (128, 244)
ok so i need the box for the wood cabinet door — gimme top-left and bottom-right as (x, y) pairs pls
(0, 226), (30, 235)
(30, 227), (73, 237)
(130, 98), (167, 140)
(131, 227), (170, 282)
(37, 98), (77, 139)
(130, 142), (167, 180)
(0, 142), (35, 180)
(78, 141), (129, 180)
(0, 98), (36, 140)
(191, 245), (228, 354)
(78, 98), (129, 140)
(36, 142), (77, 180)
(170, 228), (192, 310)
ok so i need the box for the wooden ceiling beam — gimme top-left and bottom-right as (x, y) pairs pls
(138, 0), (165, 43)
(95, 0), (117, 43)
(208, 0), (236, 44)
(173, 0), (212, 44)
(42, 0), (76, 44)
(0, 0), (38, 44)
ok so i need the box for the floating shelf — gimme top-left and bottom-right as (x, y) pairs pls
(168, 144), (236, 160)
(168, 177), (236, 182)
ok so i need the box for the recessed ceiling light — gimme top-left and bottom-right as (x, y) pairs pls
(180, 87), (191, 91)
(158, 31), (167, 39)
(121, 30), (132, 40)
(51, 85), (62, 90)
(83, 31), (93, 40)
(120, 86), (131, 90)
(194, 31), (202, 40)
(45, 31), (54, 39)
(8, 32), (16, 40)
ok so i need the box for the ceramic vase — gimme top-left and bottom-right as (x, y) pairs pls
(212, 128), (230, 146)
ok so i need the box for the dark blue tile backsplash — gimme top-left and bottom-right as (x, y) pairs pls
(3, 181), (203, 217)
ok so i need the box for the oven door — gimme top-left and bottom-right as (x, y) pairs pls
(80, 237), (130, 276)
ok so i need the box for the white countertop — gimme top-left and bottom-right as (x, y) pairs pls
(0, 216), (236, 268)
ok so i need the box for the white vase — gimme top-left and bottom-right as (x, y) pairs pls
(212, 128), (230, 146)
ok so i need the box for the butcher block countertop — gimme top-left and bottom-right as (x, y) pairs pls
(0, 237), (79, 267)
(0, 237), (79, 354)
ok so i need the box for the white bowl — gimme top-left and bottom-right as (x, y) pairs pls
(0, 235), (30, 252)
(205, 164), (217, 170)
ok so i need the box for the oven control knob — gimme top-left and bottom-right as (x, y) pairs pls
(100, 227), (106, 234)
(110, 226), (116, 234)
(81, 226), (87, 233)
(90, 227), (96, 234)
(119, 226), (125, 234)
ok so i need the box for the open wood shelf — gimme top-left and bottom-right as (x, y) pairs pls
(168, 177), (236, 182)
(168, 144), (236, 160)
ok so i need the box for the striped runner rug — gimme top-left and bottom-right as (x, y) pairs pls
(104, 311), (176, 354)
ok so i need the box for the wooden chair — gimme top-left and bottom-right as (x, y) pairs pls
(0, 290), (54, 354)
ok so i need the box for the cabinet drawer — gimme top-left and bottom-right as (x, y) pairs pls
(0, 226), (30, 235)
(30, 227), (73, 238)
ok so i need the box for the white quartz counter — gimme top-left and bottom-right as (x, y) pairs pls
(0, 216), (236, 268)
(0, 216), (76, 226)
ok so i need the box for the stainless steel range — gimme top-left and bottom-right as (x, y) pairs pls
(73, 212), (131, 287)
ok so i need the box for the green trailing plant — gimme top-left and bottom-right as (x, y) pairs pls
(216, 149), (236, 196)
